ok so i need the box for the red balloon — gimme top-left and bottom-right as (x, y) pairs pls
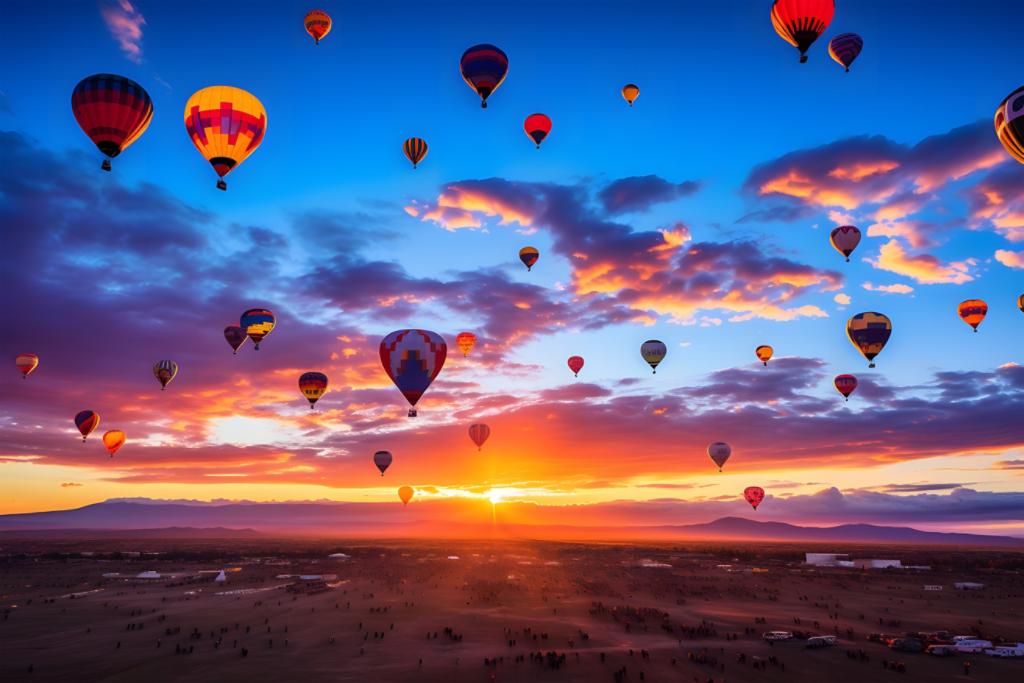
(834, 374), (858, 401)
(468, 423), (491, 451)
(744, 486), (765, 510)
(567, 355), (584, 377)
(524, 113), (552, 148)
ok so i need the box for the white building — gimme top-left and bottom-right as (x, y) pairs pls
(854, 559), (902, 569)
(954, 582), (985, 590)
(805, 553), (849, 566)
(135, 571), (161, 580)
(923, 585), (943, 591)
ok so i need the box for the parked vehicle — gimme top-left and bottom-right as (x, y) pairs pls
(807, 635), (837, 648)
(763, 631), (794, 641)
(955, 639), (994, 653)
(926, 645), (956, 657)
(890, 638), (924, 652)
(985, 643), (1024, 657)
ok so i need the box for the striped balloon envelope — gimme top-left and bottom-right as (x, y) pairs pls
(74, 410), (100, 442)
(770, 0), (834, 63)
(460, 44), (508, 108)
(298, 371), (329, 408)
(153, 360), (179, 390)
(994, 86), (1024, 165)
(224, 324), (248, 354)
(240, 308), (276, 350)
(468, 423), (491, 451)
(15, 353), (39, 379)
(829, 225), (861, 262)
(102, 430), (126, 457)
(640, 340), (667, 374)
(957, 299), (988, 332)
(524, 114), (552, 148)
(828, 33), (863, 72)
(184, 86), (266, 190)
(304, 10), (332, 44)
(519, 246), (539, 271)
(403, 137), (428, 168)
(72, 74), (153, 171)
(834, 374), (858, 401)
(379, 329), (447, 417)
(846, 312), (892, 368)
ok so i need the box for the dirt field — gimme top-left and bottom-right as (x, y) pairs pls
(1, 540), (1022, 682)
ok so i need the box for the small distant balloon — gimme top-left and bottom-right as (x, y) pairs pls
(770, 0), (834, 63)
(72, 74), (153, 171)
(403, 137), (428, 168)
(957, 299), (988, 332)
(828, 33), (863, 72)
(567, 355), (584, 377)
(707, 442), (732, 472)
(744, 486), (765, 511)
(640, 340), (667, 374)
(1018, 293), (1024, 313)
(304, 9), (332, 44)
(455, 332), (477, 357)
(16, 353), (39, 379)
(153, 360), (178, 390)
(398, 486), (415, 506)
(374, 450), (393, 476)
(621, 84), (640, 106)
(75, 410), (100, 442)
(241, 308), (276, 350)
(755, 345), (774, 366)
(830, 225), (861, 262)
(834, 374), (858, 401)
(102, 430), (126, 457)
(298, 371), (329, 409)
(468, 423), (491, 451)
(460, 44), (508, 108)
(519, 246), (539, 271)
(224, 324), (248, 354)
(846, 312), (892, 368)
(524, 113), (552, 149)
(994, 86), (1024, 165)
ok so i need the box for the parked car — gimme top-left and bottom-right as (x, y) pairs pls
(985, 644), (1024, 657)
(955, 639), (994, 653)
(806, 636), (837, 648)
(890, 638), (924, 652)
(926, 644), (956, 657)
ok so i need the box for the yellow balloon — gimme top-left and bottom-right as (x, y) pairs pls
(184, 86), (267, 190)
(102, 430), (126, 457)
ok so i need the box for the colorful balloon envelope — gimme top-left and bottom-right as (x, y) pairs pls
(184, 86), (267, 190)
(834, 374), (858, 401)
(72, 74), (153, 171)
(957, 299), (988, 332)
(828, 33), (863, 72)
(621, 83), (640, 106)
(744, 486), (765, 511)
(403, 137), (428, 169)
(468, 423), (491, 451)
(224, 324), (248, 354)
(298, 371), (329, 408)
(379, 329), (447, 417)
(153, 360), (179, 390)
(398, 485), (414, 505)
(304, 9), (332, 44)
(707, 442), (732, 472)
(524, 113), (552, 149)
(567, 355), (584, 377)
(374, 450), (393, 476)
(994, 86), (1024, 165)
(519, 246), (539, 271)
(755, 345), (774, 366)
(847, 312), (892, 368)
(455, 332), (477, 357)
(1019, 293), (1024, 313)
(640, 340), (667, 374)
(102, 429), (126, 457)
(830, 225), (861, 262)
(770, 0), (834, 63)
(75, 410), (100, 442)
(240, 308), (276, 350)
(15, 353), (39, 379)
(460, 44), (508, 108)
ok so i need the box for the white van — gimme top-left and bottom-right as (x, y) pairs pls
(985, 643), (1024, 657)
(955, 639), (994, 653)
(763, 631), (794, 641)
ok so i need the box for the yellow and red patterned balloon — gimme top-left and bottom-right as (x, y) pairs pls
(184, 86), (267, 190)
(16, 353), (38, 379)
(304, 10), (332, 45)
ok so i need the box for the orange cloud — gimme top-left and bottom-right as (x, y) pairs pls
(867, 239), (975, 284)
(994, 249), (1024, 269)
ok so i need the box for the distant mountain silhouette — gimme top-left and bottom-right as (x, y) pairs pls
(0, 500), (1020, 546)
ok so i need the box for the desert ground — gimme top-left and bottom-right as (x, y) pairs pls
(1, 539), (1022, 682)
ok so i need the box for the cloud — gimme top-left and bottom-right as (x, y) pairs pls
(866, 239), (975, 284)
(833, 293), (851, 305)
(995, 249), (1024, 269)
(100, 0), (146, 63)
(60, 482), (83, 488)
(879, 483), (970, 493)
(862, 281), (914, 295)
(596, 176), (699, 214)
(966, 163), (1024, 242)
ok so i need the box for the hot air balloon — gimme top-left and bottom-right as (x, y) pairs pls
(1018, 293), (1024, 313)
(847, 312), (892, 368)
(153, 360), (178, 390)
(240, 308), (276, 350)
(567, 356), (584, 377)
(828, 33), (863, 72)
(834, 374), (858, 401)
(224, 324), (248, 354)
(958, 299), (988, 332)
(640, 340), (667, 374)
(398, 486), (414, 505)
(519, 246), (539, 271)
(524, 114), (552, 149)
(460, 44), (508, 108)
(707, 442), (732, 472)
(374, 450), (393, 476)
(16, 353), (38, 379)
(770, 0), (834, 63)
(184, 86), (267, 190)
(379, 329), (447, 417)
(102, 430), (125, 457)
(403, 137), (428, 168)
(755, 345), (774, 366)
(298, 371), (329, 408)
(995, 86), (1024, 165)
(830, 225), (861, 262)
(622, 83), (640, 106)
(74, 410), (100, 442)
(304, 9), (332, 44)
(468, 423), (491, 451)
(455, 332), (477, 357)
(72, 74), (153, 171)
(744, 486), (765, 511)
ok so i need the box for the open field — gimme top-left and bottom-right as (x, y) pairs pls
(2, 539), (1022, 682)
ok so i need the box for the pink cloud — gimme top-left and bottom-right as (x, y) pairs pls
(995, 249), (1024, 269)
(867, 239), (975, 285)
(862, 281), (914, 295)
(100, 0), (146, 63)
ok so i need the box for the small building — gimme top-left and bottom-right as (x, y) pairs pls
(805, 553), (849, 566)
(923, 585), (943, 591)
(954, 582), (985, 590)
(135, 571), (162, 580)
(854, 559), (902, 569)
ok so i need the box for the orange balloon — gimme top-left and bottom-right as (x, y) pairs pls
(398, 486), (414, 506)
(304, 10), (332, 44)
(755, 345), (773, 366)
(102, 430), (126, 457)
(455, 332), (477, 357)
(957, 299), (988, 332)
